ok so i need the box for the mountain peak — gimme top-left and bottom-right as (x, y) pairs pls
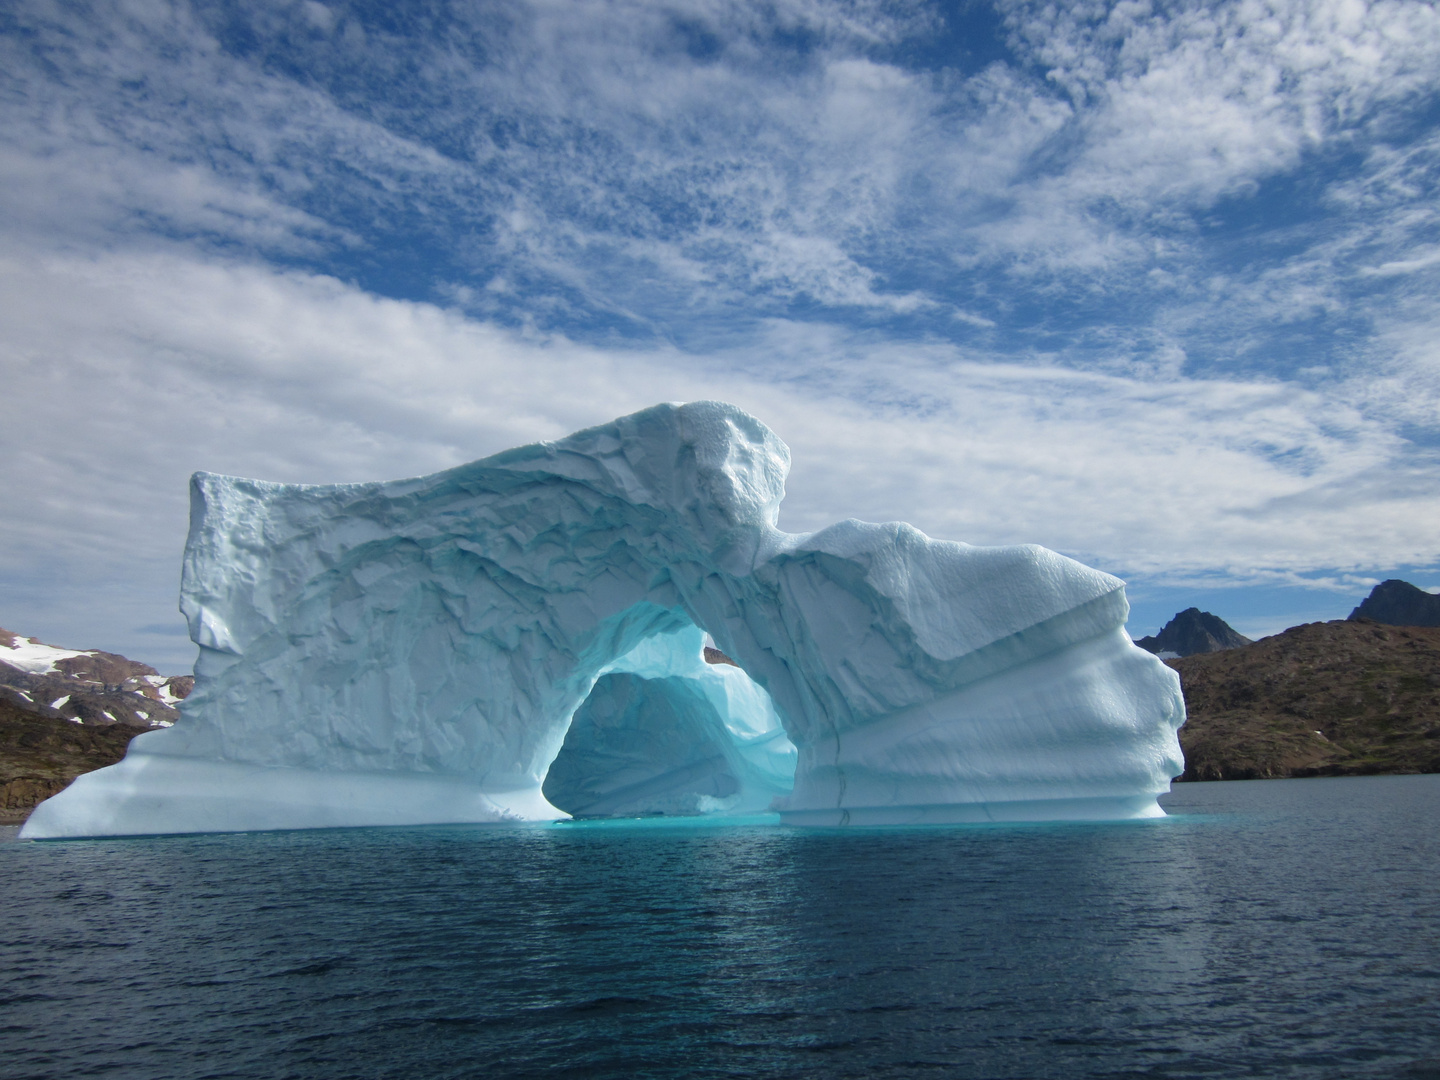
(1348, 580), (1440, 628)
(1134, 608), (1252, 658)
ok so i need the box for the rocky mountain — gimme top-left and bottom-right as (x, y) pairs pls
(1169, 618), (1440, 781)
(1135, 608), (1252, 658)
(703, 646), (738, 667)
(0, 628), (192, 822)
(1349, 579), (1440, 628)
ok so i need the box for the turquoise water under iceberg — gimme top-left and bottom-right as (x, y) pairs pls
(4, 775), (1439, 1079)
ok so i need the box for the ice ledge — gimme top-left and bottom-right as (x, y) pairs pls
(779, 795), (1167, 827)
(21, 752), (560, 839)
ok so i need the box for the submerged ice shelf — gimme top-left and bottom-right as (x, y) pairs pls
(23, 401), (1184, 839)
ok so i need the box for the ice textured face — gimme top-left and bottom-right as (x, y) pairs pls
(680, 404), (790, 532)
(22, 401), (1184, 839)
(524, 401), (792, 545)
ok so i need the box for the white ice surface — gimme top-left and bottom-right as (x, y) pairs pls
(23, 401), (1184, 839)
(24, 750), (552, 837)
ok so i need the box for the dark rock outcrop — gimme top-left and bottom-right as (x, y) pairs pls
(0, 669), (180, 729)
(1170, 618), (1440, 781)
(1349, 579), (1440, 628)
(0, 699), (139, 822)
(1135, 608), (1252, 657)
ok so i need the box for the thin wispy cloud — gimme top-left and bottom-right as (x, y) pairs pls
(1, 0), (1438, 665)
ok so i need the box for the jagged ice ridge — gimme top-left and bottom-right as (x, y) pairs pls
(23, 402), (1184, 838)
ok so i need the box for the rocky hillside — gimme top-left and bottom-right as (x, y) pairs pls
(1, 627), (192, 725)
(0, 701), (141, 821)
(0, 628), (192, 823)
(1170, 618), (1440, 781)
(1135, 608), (1252, 657)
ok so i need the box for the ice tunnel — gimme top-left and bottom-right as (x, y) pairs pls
(542, 628), (796, 819)
(22, 401), (1185, 839)
(545, 672), (748, 818)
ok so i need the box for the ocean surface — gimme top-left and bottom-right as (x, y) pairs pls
(3, 775), (1439, 1080)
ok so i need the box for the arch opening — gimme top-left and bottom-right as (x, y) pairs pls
(542, 624), (797, 819)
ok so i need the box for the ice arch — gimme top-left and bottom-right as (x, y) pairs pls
(23, 401), (1184, 839)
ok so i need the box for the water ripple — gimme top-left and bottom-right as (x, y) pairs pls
(2, 775), (1438, 1079)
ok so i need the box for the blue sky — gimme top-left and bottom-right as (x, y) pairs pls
(2, 0), (1439, 670)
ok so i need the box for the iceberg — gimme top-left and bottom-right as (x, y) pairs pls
(21, 401), (1184, 838)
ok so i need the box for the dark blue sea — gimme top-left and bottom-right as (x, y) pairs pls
(3, 775), (1439, 1080)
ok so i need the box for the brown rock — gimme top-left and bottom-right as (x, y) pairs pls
(0, 699), (139, 822)
(163, 675), (194, 700)
(0, 668), (179, 727)
(2, 776), (70, 812)
(1170, 619), (1440, 781)
(52, 649), (160, 686)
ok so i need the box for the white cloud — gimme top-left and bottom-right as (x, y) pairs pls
(6, 0), (1439, 331)
(1361, 248), (1440, 277)
(3, 0), (1440, 665)
(980, 0), (1440, 274)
